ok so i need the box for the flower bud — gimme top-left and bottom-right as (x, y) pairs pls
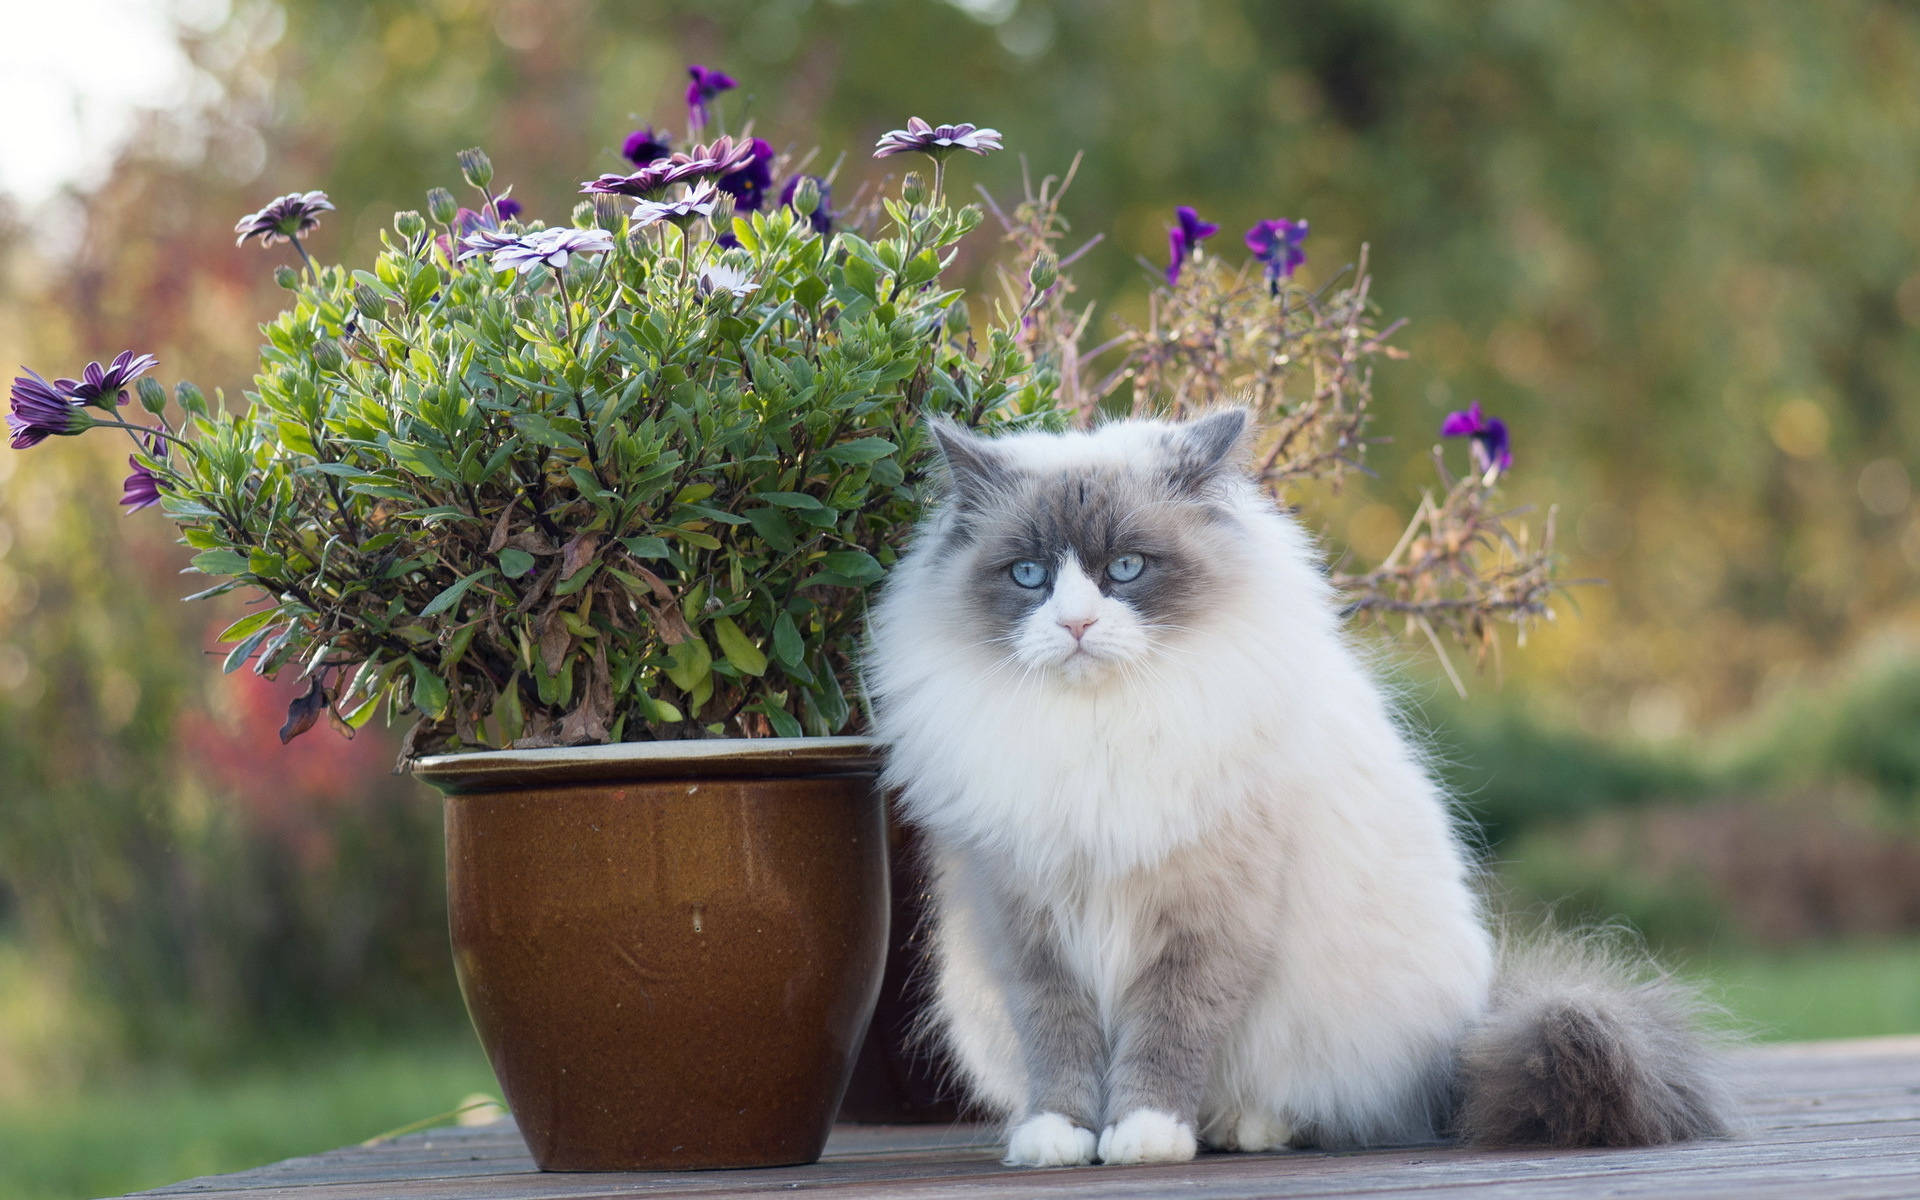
(901, 171), (928, 206)
(1028, 250), (1058, 292)
(136, 377), (168, 415)
(457, 147), (494, 189)
(311, 339), (345, 372)
(946, 300), (972, 335)
(513, 295), (537, 320)
(427, 187), (459, 225)
(394, 210), (426, 239)
(708, 191), (737, 232)
(273, 265), (301, 290)
(789, 176), (821, 218)
(353, 283), (386, 321)
(591, 194), (623, 231)
(571, 199), (598, 229)
(175, 381), (208, 416)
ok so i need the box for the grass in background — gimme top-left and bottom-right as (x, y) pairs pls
(0, 1030), (494, 1200)
(1685, 940), (1920, 1044)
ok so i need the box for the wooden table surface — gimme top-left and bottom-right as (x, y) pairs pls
(128, 1036), (1920, 1200)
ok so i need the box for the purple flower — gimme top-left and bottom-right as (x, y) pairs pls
(780, 176), (833, 235)
(455, 208), (493, 235)
(1245, 218), (1308, 292)
(622, 126), (673, 166)
(1441, 401), (1513, 473)
(495, 196), (524, 221)
(56, 350), (157, 409)
(8, 370), (90, 448)
(872, 117), (1003, 161)
(716, 138), (774, 213)
(233, 190), (334, 248)
(120, 456), (163, 510)
(1165, 206), (1219, 285)
(685, 65), (737, 131)
(582, 136), (755, 201)
(463, 226), (614, 274)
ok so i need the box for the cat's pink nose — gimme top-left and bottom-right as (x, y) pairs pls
(1062, 617), (1097, 641)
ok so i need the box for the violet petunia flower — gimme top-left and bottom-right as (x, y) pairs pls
(1441, 401), (1513, 474)
(120, 456), (163, 510)
(872, 117), (1003, 161)
(56, 350), (157, 409)
(631, 181), (719, 230)
(1245, 218), (1308, 293)
(469, 227), (615, 274)
(685, 65), (737, 132)
(779, 176), (833, 235)
(1165, 206), (1219, 285)
(233, 191), (334, 248)
(716, 138), (774, 213)
(622, 126), (673, 167)
(8, 370), (90, 448)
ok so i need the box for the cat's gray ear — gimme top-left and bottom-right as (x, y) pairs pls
(929, 417), (1008, 508)
(1167, 407), (1251, 493)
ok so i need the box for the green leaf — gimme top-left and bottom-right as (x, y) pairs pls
(743, 507), (797, 553)
(222, 626), (275, 674)
(409, 656), (450, 718)
(498, 548), (536, 579)
(619, 536), (671, 560)
(757, 490), (823, 509)
(760, 703), (803, 739)
(772, 611), (804, 667)
(823, 436), (898, 465)
(420, 568), (495, 618)
(821, 550), (884, 581)
(712, 616), (768, 677)
(662, 636), (712, 694)
(668, 527), (723, 550)
(216, 607), (281, 643)
(792, 275), (828, 310)
(553, 560), (602, 596)
(191, 549), (250, 576)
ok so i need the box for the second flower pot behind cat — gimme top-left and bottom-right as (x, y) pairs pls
(414, 738), (888, 1171)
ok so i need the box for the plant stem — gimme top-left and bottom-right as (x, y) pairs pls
(292, 237), (319, 282)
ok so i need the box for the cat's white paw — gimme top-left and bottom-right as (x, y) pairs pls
(1213, 1109), (1293, 1152)
(1097, 1108), (1198, 1165)
(1004, 1112), (1098, 1167)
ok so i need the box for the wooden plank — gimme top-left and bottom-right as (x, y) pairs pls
(129, 1037), (1920, 1200)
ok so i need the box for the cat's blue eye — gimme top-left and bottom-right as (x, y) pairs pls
(1106, 553), (1146, 583)
(1010, 560), (1049, 589)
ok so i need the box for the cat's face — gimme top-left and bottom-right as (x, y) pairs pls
(926, 411), (1249, 686)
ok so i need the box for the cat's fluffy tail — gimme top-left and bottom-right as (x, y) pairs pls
(1452, 934), (1736, 1147)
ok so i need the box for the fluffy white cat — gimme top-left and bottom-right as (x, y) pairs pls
(863, 410), (1728, 1166)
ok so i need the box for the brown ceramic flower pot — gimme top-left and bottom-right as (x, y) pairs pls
(414, 738), (889, 1172)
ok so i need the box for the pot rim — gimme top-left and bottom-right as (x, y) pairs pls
(412, 735), (881, 794)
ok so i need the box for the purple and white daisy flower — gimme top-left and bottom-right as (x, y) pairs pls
(699, 262), (759, 298)
(455, 226), (524, 264)
(685, 65), (737, 132)
(1441, 401), (1514, 474)
(484, 227), (616, 274)
(872, 117), (1003, 160)
(1165, 206), (1219, 285)
(8, 370), (91, 448)
(1245, 218), (1308, 293)
(121, 457), (164, 510)
(233, 191), (334, 248)
(631, 181), (720, 230)
(57, 351), (157, 409)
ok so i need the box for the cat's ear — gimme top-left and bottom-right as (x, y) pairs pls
(928, 417), (1008, 508)
(1167, 407), (1251, 494)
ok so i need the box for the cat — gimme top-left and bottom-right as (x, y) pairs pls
(862, 409), (1730, 1166)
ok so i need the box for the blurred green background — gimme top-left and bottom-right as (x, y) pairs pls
(3, 0), (1919, 1195)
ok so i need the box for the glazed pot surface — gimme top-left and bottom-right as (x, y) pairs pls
(436, 743), (888, 1171)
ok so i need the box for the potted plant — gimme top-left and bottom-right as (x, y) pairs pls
(7, 70), (1562, 1171)
(7, 83), (1056, 1168)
